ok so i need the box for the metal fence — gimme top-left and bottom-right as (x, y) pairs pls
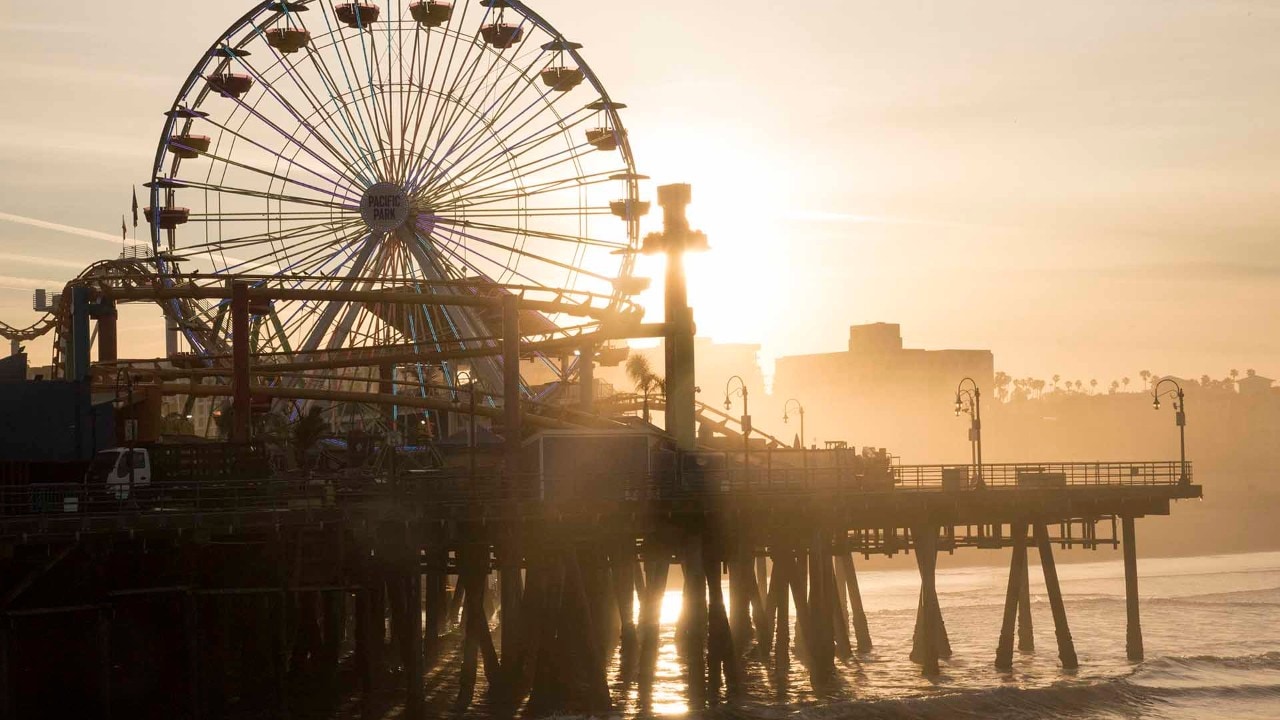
(0, 460), (1192, 523)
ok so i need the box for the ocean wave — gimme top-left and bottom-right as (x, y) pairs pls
(717, 654), (1280, 720)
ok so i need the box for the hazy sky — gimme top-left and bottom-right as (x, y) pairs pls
(1, 0), (1278, 386)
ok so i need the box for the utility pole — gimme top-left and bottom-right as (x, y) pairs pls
(647, 184), (708, 451)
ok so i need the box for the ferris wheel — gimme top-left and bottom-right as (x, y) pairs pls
(146, 0), (646, 401)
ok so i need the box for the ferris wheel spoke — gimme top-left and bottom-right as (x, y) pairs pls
(423, 49), (581, 193)
(196, 118), (364, 202)
(295, 47), (383, 184)
(224, 38), (373, 183)
(355, 25), (396, 179)
(180, 217), (362, 256)
(437, 167), (621, 212)
(305, 9), (385, 182)
(297, 232), (379, 353)
(422, 37), (550, 184)
(320, 2), (393, 180)
(200, 94), (366, 197)
(437, 117), (601, 198)
(431, 216), (621, 251)
(429, 104), (595, 198)
(401, 19), (475, 186)
(423, 226), (550, 290)
(427, 220), (614, 283)
(177, 180), (355, 211)
(210, 220), (363, 278)
(430, 141), (600, 209)
(410, 13), (520, 190)
(271, 46), (383, 187)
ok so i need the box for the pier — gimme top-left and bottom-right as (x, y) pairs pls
(0, 456), (1199, 718)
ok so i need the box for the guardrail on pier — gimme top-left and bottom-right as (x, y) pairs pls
(0, 460), (1193, 526)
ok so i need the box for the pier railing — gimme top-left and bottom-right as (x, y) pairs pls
(0, 460), (1193, 523)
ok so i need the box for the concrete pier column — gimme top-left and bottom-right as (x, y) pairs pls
(912, 526), (942, 675)
(1017, 535), (1035, 652)
(839, 553), (872, 653)
(608, 543), (637, 681)
(728, 548), (753, 656)
(684, 534), (708, 710)
(1034, 523), (1079, 669)
(404, 570), (424, 720)
(807, 530), (836, 677)
(829, 555), (852, 661)
(637, 549), (670, 704)
(769, 548), (791, 684)
(996, 523), (1029, 670)
(1122, 516), (1144, 662)
(500, 543), (524, 675)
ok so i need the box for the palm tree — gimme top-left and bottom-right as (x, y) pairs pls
(1052, 374), (1061, 392)
(1139, 370), (1152, 390)
(1110, 380), (1120, 394)
(1247, 368), (1257, 378)
(1122, 377), (1131, 392)
(994, 371), (1012, 402)
(1090, 379), (1098, 394)
(626, 353), (664, 422)
(1230, 369), (1240, 382)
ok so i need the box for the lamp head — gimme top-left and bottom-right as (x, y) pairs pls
(783, 413), (790, 424)
(1153, 398), (1161, 411)
(724, 397), (732, 411)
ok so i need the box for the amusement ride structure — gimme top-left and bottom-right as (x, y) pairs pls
(1, 0), (681, 442)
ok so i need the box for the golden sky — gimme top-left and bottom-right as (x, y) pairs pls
(1, 0), (1277, 384)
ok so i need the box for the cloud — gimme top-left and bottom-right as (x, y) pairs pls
(0, 211), (123, 244)
(0, 275), (62, 291)
(0, 252), (93, 271)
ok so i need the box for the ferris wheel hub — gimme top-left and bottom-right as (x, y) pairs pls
(360, 182), (410, 233)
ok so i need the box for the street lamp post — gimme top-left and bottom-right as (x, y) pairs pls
(955, 378), (984, 488)
(783, 399), (806, 451)
(784, 398), (807, 488)
(725, 376), (750, 486)
(1152, 377), (1188, 485)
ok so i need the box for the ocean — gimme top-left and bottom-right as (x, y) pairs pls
(621, 550), (1280, 720)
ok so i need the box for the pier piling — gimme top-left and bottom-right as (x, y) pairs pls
(1122, 516), (1144, 662)
(1034, 523), (1079, 670)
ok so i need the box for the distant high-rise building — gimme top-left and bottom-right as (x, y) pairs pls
(771, 323), (993, 460)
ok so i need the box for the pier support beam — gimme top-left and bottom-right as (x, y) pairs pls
(683, 534), (708, 710)
(911, 526), (943, 675)
(1034, 523), (1079, 669)
(1018, 546), (1035, 652)
(609, 542), (638, 682)
(404, 568), (424, 720)
(838, 553), (872, 653)
(806, 530), (836, 680)
(637, 545), (669, 705)
(996, 523), (1029, 670)
(769, 548), (790, 684)
(1122, 516), (1144, 662)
